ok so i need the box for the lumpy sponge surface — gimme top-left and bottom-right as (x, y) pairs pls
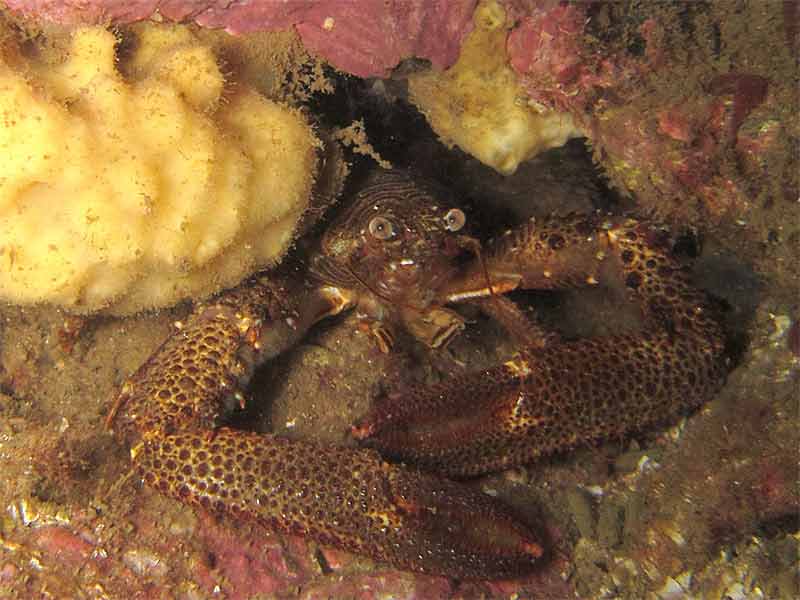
(0, 24), (318, 314)
(408, 1), (579, 175)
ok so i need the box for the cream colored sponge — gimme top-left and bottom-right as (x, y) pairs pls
(0, 24), (318, 314)
(409, 1), (580, 175)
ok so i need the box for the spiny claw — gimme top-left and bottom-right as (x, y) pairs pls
(111, 276), (543, 579)
(355, 332), (727, 478)
(356, 215), (729, 479)
(135, 428), (542, 579)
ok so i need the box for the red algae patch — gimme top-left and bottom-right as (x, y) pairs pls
(31, 526), (94, 568)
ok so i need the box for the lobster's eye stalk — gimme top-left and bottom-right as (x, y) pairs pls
(444, 208), (466, 232)
(368, 216), (396, 240)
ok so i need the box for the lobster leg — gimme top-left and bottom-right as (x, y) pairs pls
(109, 276), (543, 579)
(354, 215), (730, 478)
(469, 295), (556, 348)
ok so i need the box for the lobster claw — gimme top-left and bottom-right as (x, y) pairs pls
(134, 428), (542, 580)
(381, 461), (544, 579)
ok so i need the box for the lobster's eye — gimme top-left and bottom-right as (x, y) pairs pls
(368, 216), (395, 240)
(444, 208), (466, 232)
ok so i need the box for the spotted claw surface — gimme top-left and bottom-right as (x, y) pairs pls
(136, 428), (541, 579)
(109, 275), (543, 579)
(356, 216), (729, 478)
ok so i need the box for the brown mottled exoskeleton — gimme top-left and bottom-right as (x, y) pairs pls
(108, 170), (729, 580)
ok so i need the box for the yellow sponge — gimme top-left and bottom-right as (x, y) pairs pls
(409, 0), (580, 175)
(0, 24), (317, 314)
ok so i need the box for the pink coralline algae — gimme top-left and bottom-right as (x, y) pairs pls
(506, 1), (590, 111)
(505, 2), (795, 220)
(4, 0), (477, 78)
(31, 526), (95, 569)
